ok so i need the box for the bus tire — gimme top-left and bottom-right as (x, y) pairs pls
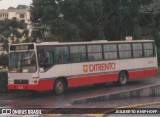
(118, 71), (128, 86)
(54, 79), (66, 95)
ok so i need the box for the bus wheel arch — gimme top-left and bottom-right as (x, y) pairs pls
(54, 77), (68, 95)
(118, 70), (129, 86)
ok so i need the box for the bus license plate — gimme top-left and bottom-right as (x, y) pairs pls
(17, 86), (25, 90)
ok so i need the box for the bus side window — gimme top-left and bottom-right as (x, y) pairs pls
(39, 49), (48, 64)
(38, 48), (54, 70)
(143, 43), (154, 57)
(46, 51), (54, 64)
(103, 44), (118, 60)
(118, 44), (132, 59)
(70, 45), (87, 62)
(132, 43), (143, 58)
(87, 45), (102, 61)
(58, 50), (64, 64)
(54, 46), (69, 64)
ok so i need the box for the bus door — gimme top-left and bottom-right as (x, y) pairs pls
(38, 49), (54, 73)
(37, 46), (55, 90)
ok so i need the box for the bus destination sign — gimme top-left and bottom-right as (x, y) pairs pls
(10, 44), (34, 50)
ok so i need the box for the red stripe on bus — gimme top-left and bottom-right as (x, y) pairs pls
(67, 68), (157, 88)
(129, 68), (158, 79)
(68, 73), (118, 87)
(8, 84), (39, 91)
(38, 80), (54, 91)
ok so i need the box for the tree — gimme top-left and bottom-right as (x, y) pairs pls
(154, 13), (160, 46)
(0, 18), (27, 51)
(31, 0), (61, 23)
(31, 0), (155, 42)
(0, 18), (27, 44)
(30, 0), (104, 41)
(30, 0), (62, 41)
(60, 0), (104, 41)
(2, 39), (9, 51)
(102, 0), (153, 40)
(0, 54), (8, 67)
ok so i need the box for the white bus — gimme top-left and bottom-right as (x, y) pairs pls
(8, 40), (158, 94)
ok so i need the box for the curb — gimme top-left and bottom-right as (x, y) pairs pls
(72, 84), (160, 104)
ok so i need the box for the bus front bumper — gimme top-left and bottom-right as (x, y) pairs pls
(8, 80), (54, 91)
(8, 84), (39, 91)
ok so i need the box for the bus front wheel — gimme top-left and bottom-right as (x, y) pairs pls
(54, 79), (65, 95)
(118, 71), (128, 86)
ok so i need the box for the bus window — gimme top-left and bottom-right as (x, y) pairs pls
(132, 43), (143, 58)
(54, 46), (69, 64)
(87, 45), (102, 61)
(70, 45), (86, 62)
(103, 44), (118, 60)
(119, 44), (132, 59)
(46, 51), (53, 64)
(38, 48), (53, 70)
(9, 51), (37, 73)
(143, 43), (154, 57)
(38, 49), (48, 64)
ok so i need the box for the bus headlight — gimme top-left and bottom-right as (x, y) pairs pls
(30, 79), (39, 84)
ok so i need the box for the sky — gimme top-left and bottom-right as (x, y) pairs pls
(0, 0), (32, 9)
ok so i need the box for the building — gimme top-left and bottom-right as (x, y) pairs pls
(0, 5), (30, 24)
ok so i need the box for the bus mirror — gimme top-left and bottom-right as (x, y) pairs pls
(39, 67), (44, 72)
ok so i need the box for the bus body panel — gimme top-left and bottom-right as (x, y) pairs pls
(38, 57), (157, 88)
(8, 58), (158, 91)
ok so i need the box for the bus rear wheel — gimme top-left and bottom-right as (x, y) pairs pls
(118, 71), (128, 86)
(54, 79), (65, 95)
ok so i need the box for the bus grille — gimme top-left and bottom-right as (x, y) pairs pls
(14, 80), (29, 84)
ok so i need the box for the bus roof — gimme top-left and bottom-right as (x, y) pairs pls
(10, 40), (155, 46)
(35, 39), (154, 46)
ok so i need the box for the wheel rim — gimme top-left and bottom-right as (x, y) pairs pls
(56, 82), (64, 93)
(120, 73), (127, 84)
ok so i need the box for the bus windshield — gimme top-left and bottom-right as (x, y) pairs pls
(9, 51), (37, 73)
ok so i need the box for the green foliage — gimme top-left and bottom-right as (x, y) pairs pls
(19, 20), (27, 29)
(0, 54), (8, 67)
(103, 0), (153, 40)
(31, 0), (60, 23)
(152, 12), (160, 47)
(51, 20), (79, 41)
(31, 0), (104, 41)
(31, 0), (156, 42)
(2, 39), (9, 51)
(0, 18), (27, 44)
